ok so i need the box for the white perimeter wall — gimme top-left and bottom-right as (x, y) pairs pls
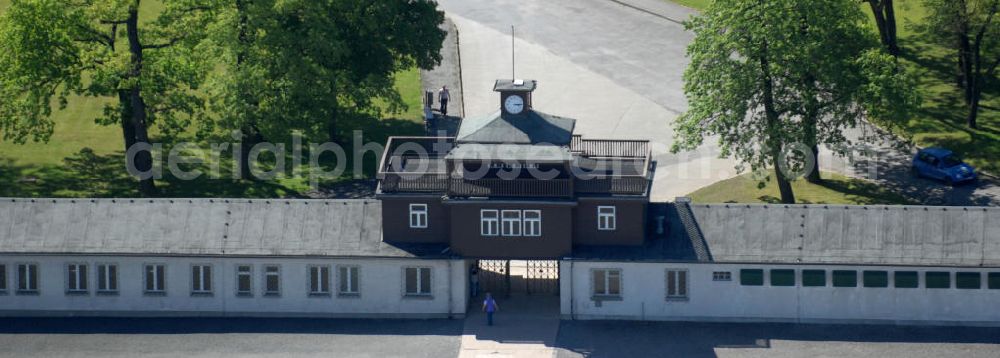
(0, 256), (467, 318)
(561, 261), (1000, 326)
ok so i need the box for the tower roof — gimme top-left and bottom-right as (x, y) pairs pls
(454, 109), (576, 145)
(494, 79), (537, 92)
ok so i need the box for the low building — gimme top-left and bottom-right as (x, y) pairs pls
(0, 198), (467, 318)
(1, 79), (999, 326)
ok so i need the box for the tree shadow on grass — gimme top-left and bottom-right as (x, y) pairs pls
(896, 36), (1000, 173)
(1, 149), (313, 198)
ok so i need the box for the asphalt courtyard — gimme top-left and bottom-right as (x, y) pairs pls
(2, 317), (1000, 357)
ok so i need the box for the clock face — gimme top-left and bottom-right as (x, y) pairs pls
(504, 95), (525, 114)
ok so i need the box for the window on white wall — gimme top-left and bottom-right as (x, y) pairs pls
(523, 210), (542, 237)
(0, 264), (7, 293)
(592, 269), (622, 297)
(501, 210), (522, 236)
(481, 210), (499, 236)
(404, 267), (432, 296)
(66, 263), (89, 294)
(597, 206), (616, 231)
(236, 265), (253, 297)
(666, 269), (688, 300)
(191, 265), (213, 295)
(16, 263), (38, 295)
(409, 204), (428, 228)
(144, 264), (166, 295)
(338, 265), (360, 296)
(97, 264), (118, 294)
(309, 265), (331, 296)
(712, 271), (731, 281)
(263, 265), (281, 296)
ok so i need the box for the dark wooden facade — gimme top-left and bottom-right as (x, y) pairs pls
(376, 79), (652, 259)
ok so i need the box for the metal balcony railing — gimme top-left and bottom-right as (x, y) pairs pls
(378, 136), (653, 197)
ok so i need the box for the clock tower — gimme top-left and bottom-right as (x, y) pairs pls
(494, 79), (536, 116)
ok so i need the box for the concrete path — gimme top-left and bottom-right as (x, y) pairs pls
(459, 295), (561, 358)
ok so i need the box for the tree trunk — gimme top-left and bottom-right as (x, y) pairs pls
(773, 159), (796, 204)
(868, 0), (900, 56)
(968, 43), (982, 129)
(758, 37), (795, 204)
(883, 0), (899, 56)
(959, 33), (974, 105)
(967, 85), (980, 129)
(239, 126), (263, 179)
(118, 90), (137, 152)
(235, 0), (259, 180)
(125, 4), (156, 196)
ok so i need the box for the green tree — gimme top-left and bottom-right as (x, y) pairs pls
(204, 0), (446, 178)
(919, 0), (998, 129)
(675, 0), (918, 203)
(0, 0), (215, 196)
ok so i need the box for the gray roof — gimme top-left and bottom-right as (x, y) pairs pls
(445, 143), (574, 162)
(572, 202), (1000, 267)
(455, 109), (576, 145)
(0, 198), (448, 258)
(494, 79), (537, 92)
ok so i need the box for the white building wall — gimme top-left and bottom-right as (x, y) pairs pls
(561, 261), (1000, 326)
(0, 255), (467, 318)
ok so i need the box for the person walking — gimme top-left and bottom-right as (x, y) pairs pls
(470, 267), (480, 298)
(482, 292), (499, 326)
(438, 85), (450, 115)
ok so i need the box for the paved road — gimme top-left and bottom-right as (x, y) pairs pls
(555, 320), (1000, 358)
(436, 0), (1000, 205)
(0, 317), (462, 358)
(3, 317), (1000, 357)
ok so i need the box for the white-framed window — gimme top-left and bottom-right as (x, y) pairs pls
(523, 210), (542, 237)
(597, 206), (617, 231)
(191, 264), (213, 295)
(409, 204), (428, 229)
(501, 210), (522, 236)
(404, 267), (432, 296)
(263, 265), (281, 296)
(666, 269), (688, 300)
(712, 271), (731, 281)
(96, 264), (118, 294)
(144, 264), (166, 295)
(66, 263), (89, 294)
(338, 265), (360, 296)
(0, 264), (7, 293)
(236, 265), (253, 297)
(481, 210), (499, 236)
(592, 269), (622, 297)
(16, 263), (39, 295)
(308, 265), (331, 296)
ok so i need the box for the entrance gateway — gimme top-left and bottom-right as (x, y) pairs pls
(476, 260), (560, 297)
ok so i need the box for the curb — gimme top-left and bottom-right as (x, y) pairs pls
(453, 18), (466, 119)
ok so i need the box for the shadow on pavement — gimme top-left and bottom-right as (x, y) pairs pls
(555, 320), (1000, 358)
(0, 317), (462, 335)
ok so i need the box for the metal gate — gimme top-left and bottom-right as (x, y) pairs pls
(525, 260), (559, 295)
(477, 260), (510, 296)
(475, 260), (559, 297)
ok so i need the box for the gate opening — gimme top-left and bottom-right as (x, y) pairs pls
(474, 260), (559, 298)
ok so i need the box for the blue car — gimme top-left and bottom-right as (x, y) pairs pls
(912, 148), (977, 185)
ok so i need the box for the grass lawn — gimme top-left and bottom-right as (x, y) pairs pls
(0, 1), (426, 198)
(688, 172), (917, 205)
(664, 0), (999, 175)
